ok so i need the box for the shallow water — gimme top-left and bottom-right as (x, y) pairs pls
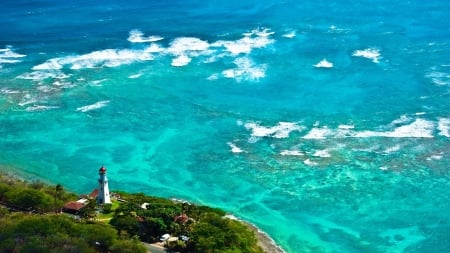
(1, 1), (449, 252)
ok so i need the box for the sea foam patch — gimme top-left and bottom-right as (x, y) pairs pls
(168, 37), (209, 55)
(227, 142), (245, 153)
(313, 149), (332, 158)
(171, 55), (192, 67)
(24, 27), (274, 82)
(0, 46), (26, 66)
(282, 30), (296, 39)
(245, 116), (437, 141)
(26, 105), (59, 112)
(437, 118), (450, 137)
(0, 88), (20, 94)
(167, 37), (210, 66)
(302, 127), (333, 139)
(426, 69), (450, 87)
(17, 70), (71, 81)
(244, 121), (304, 139)
(222, 57), (266, 82)
(32, 48), (155, 71)
(352, 48), (381, 63)
(313, 59), (333, 68)
(353, 118), (435, 138)
(127, 29), (164, 43)
(212, 28), (275, 55)
(18, 93), (38, 107)
(280, 150), (304, 156)
(76, 100), (110, 112)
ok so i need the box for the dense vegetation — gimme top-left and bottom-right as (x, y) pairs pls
(0, 174), (146, 253)
(110, 192), (264, 253)
(0, 173), (264, 253)
(0, 213), (146, 253)
(0, 174), (77, 213)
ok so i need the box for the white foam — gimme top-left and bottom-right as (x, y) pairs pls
(280, 150), (304, 156)
(354, 119), (434, 138)
(144, 43), (165, 53)
(313, 149), (331, 158)
(328, 25), (350, 34)
(33, 48), (155, 71)
(386, 119), (434, 138)
(300, 117), (436, 139)
(25, 105), (58, 112)
(338, 124), (354, 130)
(313, 59), (333, 68)
(206, 74), (219, 81)
(437, 118), (450, 137)
(0, 88), (20, 94)
(212, 28), (275, 55)
(127, 29), (164, 43)
(167, 37), (210, 56)
(426, 70), (450, 86)
(222, 57), (266, 82)
(128, 73), (143, 79)
(244, 121), (304, 139)
(171, 55), (191, 67)
(0, 58), (21, 64)
(37, 85), (57, 93)
(227, 142), (245, 153)
(426, 153), (443, 161)
(91, 79), (107, 86)
(18, 94), (38, 106)
(252, 27), (275, 37)
(282, 30), (296, 38)
(223, 214), (239, 220)
(391, 115), (411, 125)
(33, 59), (63, 70)
(17, 70), (71, 81)
(302, 127), (333, 139)
(0, 46), (26, 66)
(304, 159), (318, 166)
(383, 145), (401, 154)
(76, 100), (110, 112)
(352, 48), (381, 63)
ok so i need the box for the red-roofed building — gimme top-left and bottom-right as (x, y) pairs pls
(62, 201), (86, 214)
(174, 213), (189, 224)
(89, 189), (99, 199)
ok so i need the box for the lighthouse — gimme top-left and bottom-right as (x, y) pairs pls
(97, 165), (111, 204)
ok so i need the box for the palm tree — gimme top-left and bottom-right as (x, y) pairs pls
(55, 184), (63, 212)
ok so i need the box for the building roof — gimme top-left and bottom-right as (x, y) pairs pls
(89, 189), (99, 199)
(99, 166), (106, 173)
(63, 201), (85, 211)
(174, 213), (189, 224)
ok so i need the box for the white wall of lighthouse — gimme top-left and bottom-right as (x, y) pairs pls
(97, 166), (111, 204)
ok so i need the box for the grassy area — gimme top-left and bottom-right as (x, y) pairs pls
(97, 200), (120, 222)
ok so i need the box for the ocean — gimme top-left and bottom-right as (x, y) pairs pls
(1, 0), (449, 252)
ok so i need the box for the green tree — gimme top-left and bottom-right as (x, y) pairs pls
(110, 237), (146, 253)
(5, 188), (53, 212)
(54, 184), (63, 211)
(110, 215), (140, 237)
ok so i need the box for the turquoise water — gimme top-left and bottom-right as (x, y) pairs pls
(1, 1), (450, 252)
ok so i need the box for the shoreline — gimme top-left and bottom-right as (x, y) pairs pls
(224, 215), (285, 253)
(245, 222), (286, 253)
(1, 168), (286, 253)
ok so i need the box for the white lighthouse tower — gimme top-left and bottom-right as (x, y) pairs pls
(97, 165), (111, 204)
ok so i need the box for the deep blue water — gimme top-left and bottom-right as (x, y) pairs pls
(1, 1), (450, 252)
